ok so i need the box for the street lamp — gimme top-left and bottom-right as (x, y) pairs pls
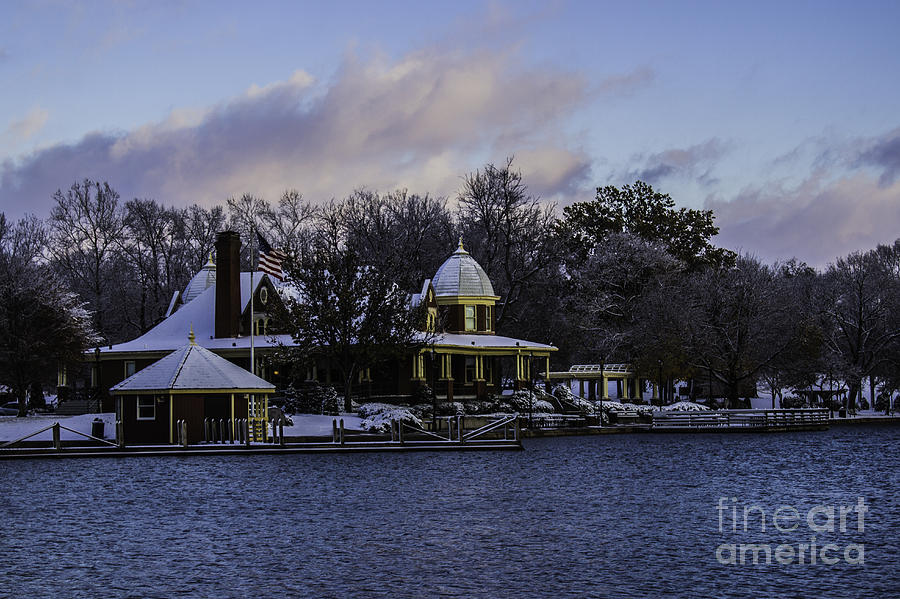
(429, 345), (436, 430)
(528, 351), (534, 428)
(94, 346), (102, 412)
(657, 359), (663, 408)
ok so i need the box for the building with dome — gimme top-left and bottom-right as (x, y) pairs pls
(410, 240), (555, 402)
(73, 232), (555, 425)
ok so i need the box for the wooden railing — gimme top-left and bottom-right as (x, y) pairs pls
(652, 408), (829, 429)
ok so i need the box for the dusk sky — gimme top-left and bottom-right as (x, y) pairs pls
(2, 0), (899, 267)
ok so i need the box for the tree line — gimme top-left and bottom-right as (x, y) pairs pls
(2, 158), (900, 413)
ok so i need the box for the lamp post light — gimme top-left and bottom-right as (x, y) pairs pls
(430, 345), (436, 430)
(528, 351), (534, 429)
(94, 346), (102, 412)
(657, 359), (663, 409)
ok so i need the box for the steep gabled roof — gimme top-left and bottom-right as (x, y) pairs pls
(100, 272), (292, 355)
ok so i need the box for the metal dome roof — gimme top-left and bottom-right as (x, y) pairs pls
(432, 240), (495, 297)
(183, 255), (216, 304)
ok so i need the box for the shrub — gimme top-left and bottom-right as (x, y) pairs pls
(356, 402), (423, 433)
(280, 383), (340, 415)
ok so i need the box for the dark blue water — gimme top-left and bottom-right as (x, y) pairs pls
(1, 425), (898, 598)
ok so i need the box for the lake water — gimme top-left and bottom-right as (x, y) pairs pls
(2, 424), (898, 598)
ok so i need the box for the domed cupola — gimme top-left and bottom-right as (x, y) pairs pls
(433, 239), (496, 298)
(183, 255), (216, 304)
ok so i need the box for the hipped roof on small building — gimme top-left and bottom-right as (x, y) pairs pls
(110, 333), (275, 395)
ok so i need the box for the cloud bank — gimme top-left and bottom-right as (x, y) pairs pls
(624, 138), (730, 185)
(0, 46), (596, 218)
(709, 171), (900, 268)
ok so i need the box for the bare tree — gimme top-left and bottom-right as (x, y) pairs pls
(120, 199), (193, 334)
(48, 180), (124, 341)
(680, 255), (806, 408)
(456, 157), (558, 329)
(819, 242), (900, 411)
(276, 240), (430, 412)
(261, 189), (317, 261)
(342, 188), (454, 291)
(185, 204), (226, 270)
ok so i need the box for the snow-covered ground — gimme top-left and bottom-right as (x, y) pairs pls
(282, 413), (364, 436)
(0, 413), (118, 442)
(0, 412), (365, 442)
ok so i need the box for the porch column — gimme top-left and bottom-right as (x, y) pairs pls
(601, 375), (608, 400)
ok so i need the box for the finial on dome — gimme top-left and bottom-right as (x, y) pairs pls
(188, 324), (196, 345)
(206, 253), (214, 266)
(458, 237), (465, 252)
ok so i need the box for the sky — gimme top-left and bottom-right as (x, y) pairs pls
(1, 0), (899, 267)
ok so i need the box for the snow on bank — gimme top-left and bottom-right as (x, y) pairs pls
(0, 413), (117, 442)
(0, 412), (365, 442)
(282, 413), (364, 436)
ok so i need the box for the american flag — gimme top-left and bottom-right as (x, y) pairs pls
(257, 232), (286, 281)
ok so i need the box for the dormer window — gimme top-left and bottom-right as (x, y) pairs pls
(427, 308), (437, 332)
(465, 305), (476, 331)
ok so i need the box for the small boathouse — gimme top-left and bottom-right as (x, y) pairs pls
(110, 328), (274, 444)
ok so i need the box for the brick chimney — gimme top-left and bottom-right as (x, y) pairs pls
(215, 231), (241, 338)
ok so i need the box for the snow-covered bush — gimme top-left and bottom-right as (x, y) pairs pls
(434, 401), (466, 416)
(357, 402), (423, 433)
(552, 384), (598, 414)
(601, 401), (654, 415)
(504, 390), (555, 413)
(597, 400), (654, 424)
(664, 401), (711, 412)
(465, 400), (502, 415)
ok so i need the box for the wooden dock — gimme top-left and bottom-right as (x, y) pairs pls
(0, 439), (523, 460)
(0, 415), (523, 460)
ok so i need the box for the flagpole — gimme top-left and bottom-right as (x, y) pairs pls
(250, 228), (256, 439)
(250, 229), (255, 376)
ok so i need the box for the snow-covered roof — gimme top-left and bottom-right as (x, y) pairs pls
(432, 242), (495, 298)
(182, 255), (216, 303)
(569, 364), (633, 374)
(423, 332), (555, 352)
(110, 336), (275, 393)
(100, 272), (289, 354)
(410, 279), (432, 307)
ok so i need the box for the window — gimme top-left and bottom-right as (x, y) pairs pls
(427, 308), (437, 332)
(464, 305), (476, 331)
(137, 397), (155, 420)
(91, 366), (98, 388)
(465, 357), (476, 383)
(125, 361), (136, 378)
(485, 306), (492, 331)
